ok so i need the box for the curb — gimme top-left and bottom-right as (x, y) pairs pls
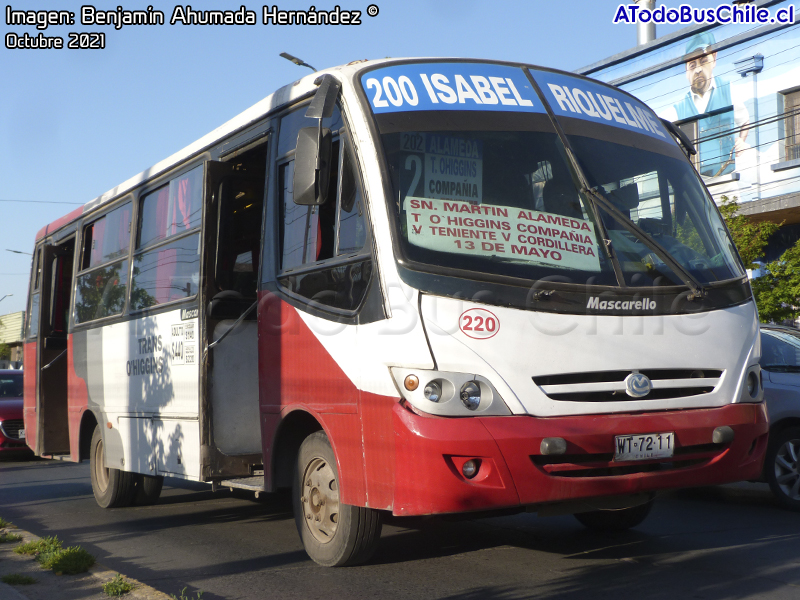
(0, 581), (30, 600)
(88, 564), (172, 600)
(0, 525), (172, 600)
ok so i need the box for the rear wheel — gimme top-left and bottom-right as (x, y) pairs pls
(89, 426), (135, 508)
(293, 431), (382, 566)
(133, 474), (164, 506)
(574, 500), (654, 531)
(766, 427), (800, 511)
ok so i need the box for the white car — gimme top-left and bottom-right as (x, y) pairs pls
(760, 325), (800, 510)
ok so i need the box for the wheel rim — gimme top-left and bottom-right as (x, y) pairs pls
(300, 456), (340, 544)
(94, 437), (110, 493)
(774, 437), (800, 501)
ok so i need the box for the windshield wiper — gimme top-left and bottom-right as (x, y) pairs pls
(583, 186), (707, 300)
(524, 69), (707, 301)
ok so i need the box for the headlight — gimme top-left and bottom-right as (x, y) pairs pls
(424, 380), (443, 402)
(390, 368), (511, 416)
(738, 364), (762, 403)
(460, 381), (481, 411)
(746, 372), (757, 397)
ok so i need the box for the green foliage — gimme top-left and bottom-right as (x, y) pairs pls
(675, 218), (706, 255)
(718, 195), (780, 269)
(103, 574), (136, 597)
(13, 536), (94, 575)
(750, 242), (800, 323)
(0, 517), (10, 528)
(171, 587), (204, 600)
(14, 536), (62, 556)
(40, 546), (96, 574)
(1, 573), (37, 585)
(0, 343), (10, 361)
(0, 532), (23, 543)
(720, 195), (800, 323)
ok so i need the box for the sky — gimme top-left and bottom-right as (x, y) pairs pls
(0, 0), (729, 315)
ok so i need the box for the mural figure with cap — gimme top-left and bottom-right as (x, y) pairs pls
(665, 32), (750, 178)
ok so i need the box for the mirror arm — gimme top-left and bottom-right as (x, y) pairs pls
(306, 74), (342, 176)
(661, 118), (697, 156)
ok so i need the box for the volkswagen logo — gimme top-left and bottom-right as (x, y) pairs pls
(624, 372), (652, 398)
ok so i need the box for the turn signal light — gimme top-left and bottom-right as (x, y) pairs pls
(404, 375), (419, 391)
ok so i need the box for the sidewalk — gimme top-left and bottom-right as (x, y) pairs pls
(0, 524), (170, 600)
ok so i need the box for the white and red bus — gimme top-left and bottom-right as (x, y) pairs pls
(24, 58), (768, 566)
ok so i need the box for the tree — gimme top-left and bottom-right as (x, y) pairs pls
(750, 241), (800, 323)
(0, 313), (8, 360)
(718, 195), (779, 269)
(719, 195), (800, 323)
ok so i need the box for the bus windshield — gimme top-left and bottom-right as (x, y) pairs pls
(364, 62), (744, 291)
(378, 117), (743, 288)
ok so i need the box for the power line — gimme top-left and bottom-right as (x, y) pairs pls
(0, 199), (83, 206)
(626, 26), (799, 98)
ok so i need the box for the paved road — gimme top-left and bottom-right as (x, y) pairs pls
(2, 456), (800, 600)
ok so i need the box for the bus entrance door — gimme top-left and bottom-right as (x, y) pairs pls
(202, 141), (268, 481)
(36, 238), (75, 456)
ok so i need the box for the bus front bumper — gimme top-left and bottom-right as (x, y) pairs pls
(391, 401), (768, 516)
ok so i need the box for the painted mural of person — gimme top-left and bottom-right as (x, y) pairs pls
(662, 32), (750, 178)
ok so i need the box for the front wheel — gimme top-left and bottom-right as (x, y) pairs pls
(293, 431), (382, 567)
(89, 425), (135, 508)
(574, 500), (654, 531)
(766, 427), (800, 511)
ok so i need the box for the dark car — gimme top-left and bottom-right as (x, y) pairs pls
(760, 325), (800, 510)
(0, 369), (31, 456)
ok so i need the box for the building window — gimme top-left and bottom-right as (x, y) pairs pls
(785, 90), (800, 161)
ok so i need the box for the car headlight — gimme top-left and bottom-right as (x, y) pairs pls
(391, 368), (511, 416)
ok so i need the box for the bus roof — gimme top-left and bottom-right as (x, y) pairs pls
(36, 58), (660, 242)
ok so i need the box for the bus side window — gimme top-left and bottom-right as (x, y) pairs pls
(27, 248), (42, 338)
(130, 166), (203, 311)
(276, 105), (371, 313)
(74, 203), (131, 324)
(336, 143), (367, 256)
(278, 141), (340, 270)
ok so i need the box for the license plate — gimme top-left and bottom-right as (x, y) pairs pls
(614, 432), (674, 461)
(19, 429), (25, 440)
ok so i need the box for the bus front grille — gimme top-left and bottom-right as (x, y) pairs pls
(533, 369), (723, 402)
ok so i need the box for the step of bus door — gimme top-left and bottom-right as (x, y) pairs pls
(219, 476), (266, 494)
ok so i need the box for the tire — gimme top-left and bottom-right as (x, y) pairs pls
(133, 474), (164, 506)
(89, 425), (135, 509)
(574, 500), (654, 531)
(766, 427), (800, 511)
(293, 431), (382, 567)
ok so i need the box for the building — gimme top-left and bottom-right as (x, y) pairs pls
(577, 0), (800, 264)
(0, 311), (25, 369)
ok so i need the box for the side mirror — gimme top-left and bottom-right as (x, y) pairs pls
(293, 74), (341, 206)
(293, 127), (332, 206)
